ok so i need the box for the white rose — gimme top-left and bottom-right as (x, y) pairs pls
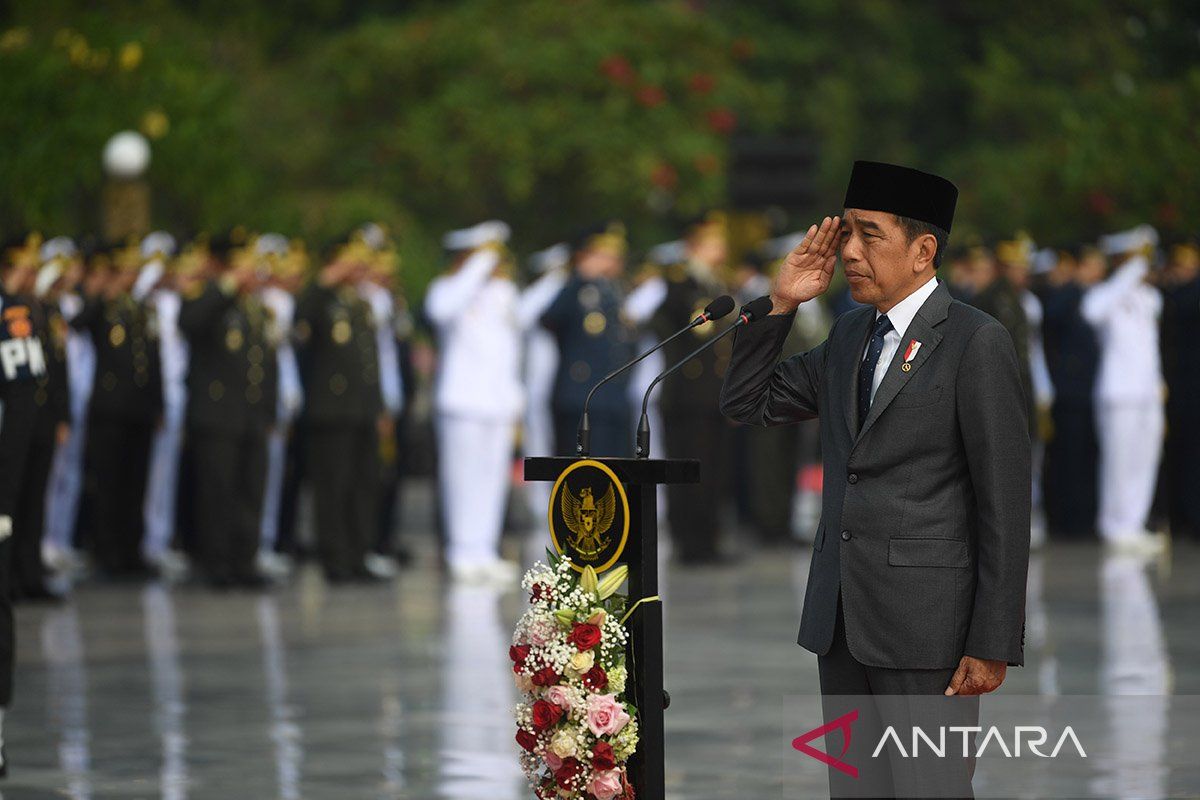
(567, 649), (595, 676)
(548, 729), (578, 759)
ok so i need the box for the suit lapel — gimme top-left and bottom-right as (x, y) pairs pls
(840, 307), (876, 441)
(853, 282), (952, 447)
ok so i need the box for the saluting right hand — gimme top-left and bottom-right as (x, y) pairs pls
(769, 215), (841, 314)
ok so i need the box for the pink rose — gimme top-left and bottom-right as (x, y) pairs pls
(543, 750), (563, 772)
(585, 693), (631, 737)
(545, 685), (572, 711)
(587, 768), (624, 800)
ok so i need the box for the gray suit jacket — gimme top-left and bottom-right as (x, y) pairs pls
(720, 282), (1030, 669)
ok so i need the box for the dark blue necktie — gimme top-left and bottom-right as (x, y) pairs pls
(858, 314), (893, 430)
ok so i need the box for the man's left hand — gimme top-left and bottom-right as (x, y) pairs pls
(944, 656), (1006, 696)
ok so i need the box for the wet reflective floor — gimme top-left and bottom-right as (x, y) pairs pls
(5, 533), (1199, 799)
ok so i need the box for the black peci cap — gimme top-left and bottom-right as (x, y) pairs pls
(843, 161), (958, 233)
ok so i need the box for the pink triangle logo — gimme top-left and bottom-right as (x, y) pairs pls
(792, 709), (860, 778)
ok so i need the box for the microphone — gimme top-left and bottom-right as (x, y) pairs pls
(577, 294), (735, 456)
(635, 295), (774, 459)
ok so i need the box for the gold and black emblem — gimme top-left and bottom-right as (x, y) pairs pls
(548, 459), (629, 574)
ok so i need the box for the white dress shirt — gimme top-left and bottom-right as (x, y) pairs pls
(865, 276), (939, 404)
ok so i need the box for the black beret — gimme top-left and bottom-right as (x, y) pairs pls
(843, 161), (958, 233)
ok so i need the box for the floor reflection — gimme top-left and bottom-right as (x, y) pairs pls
(256, 596), (302, 800)
(40, 606), (91, 799)
(4, 540), (1195, 799)
(1095, 552), (1169, 798)
(438, 583), (523, 799)
(143, 585), (189, 800)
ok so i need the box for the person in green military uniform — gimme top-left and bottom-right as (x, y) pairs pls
(651, 212), (734, 564)
(294, 235), (384, 583)
(969, 241), (1036, 440)
(177, 235), (278, 588)
(71, 240), (163, 578)
(540, 221), (638, 458)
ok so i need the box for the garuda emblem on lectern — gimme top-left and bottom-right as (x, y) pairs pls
(561, 485), (616, 558)
(548, 459), (629, 574)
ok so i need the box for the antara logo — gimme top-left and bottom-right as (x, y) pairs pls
(792, 710), (1087, 776)
(792, 710), (859, 778)
(872, 725), (1087, 759)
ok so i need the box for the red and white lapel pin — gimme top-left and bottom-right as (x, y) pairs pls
(901, 339), (921, 372)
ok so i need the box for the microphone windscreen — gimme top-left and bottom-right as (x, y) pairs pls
(741, 295), (774, 322)
(704, 294), (735, 320)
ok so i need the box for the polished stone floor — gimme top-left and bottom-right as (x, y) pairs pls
(4, 511), (1199, 798)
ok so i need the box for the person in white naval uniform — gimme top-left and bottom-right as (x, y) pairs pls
(255, 234), (304, 580)
(1082, 225), (1165, 555)
(42, 238), (92, 573)
(516, 243), (569, 532)
(425, 221), (523, 585)
(136, 232), (190, 578)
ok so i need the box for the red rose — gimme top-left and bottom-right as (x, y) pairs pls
(531, 666), (559, 686)
(599, 55), (635, 85)
(531, 699), (564, 732)
(554, 756), (583, 789)
(706, 107), (737, 135)
(688, 72), (715, 95)
(591, 740), (616, 771)
(509, 644), (531, 665)
(516, 728), (538, 752)
(568, 622), (602, 651)
(582, 665), (608, 691)
(731, 37), (756, 60)
(635, 85), (666, 108)
(650, 162), (678, 190)
(531, 583), (550, 602)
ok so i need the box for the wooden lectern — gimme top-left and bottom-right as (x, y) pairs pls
(524, 456), (699, 799)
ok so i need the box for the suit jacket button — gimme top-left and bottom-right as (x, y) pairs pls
(847, 473), (858, 484)
(841, 530), (851, 541)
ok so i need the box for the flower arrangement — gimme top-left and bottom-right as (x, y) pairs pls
(512, 553), (638, 800)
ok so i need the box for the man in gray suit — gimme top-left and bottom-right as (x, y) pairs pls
(721, 162), (1030, 797)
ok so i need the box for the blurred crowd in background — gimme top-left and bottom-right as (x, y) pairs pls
(1, 214), (1197, 605)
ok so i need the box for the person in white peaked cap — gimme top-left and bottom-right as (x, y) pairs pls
(426, 221), (523, 585)
(1082, 224), (1165, 556)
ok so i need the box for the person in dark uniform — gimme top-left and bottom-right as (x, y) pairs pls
(1036, 248), (1102, 539)
(540, 221), (637, 458)
(71, 241), (162, 577)
(363, 237), (415, 571)
(294, 237), (384, 583)
(969, 244), (1036, 439)
(0, 233), (54, 772)
(9, 237), (72, 600)
(1160, 243), (1200, 540)
(177, 236), (278, 588)
(651, 212), (734, 564)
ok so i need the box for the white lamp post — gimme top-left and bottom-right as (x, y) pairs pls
(101, 130), (152, 241)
